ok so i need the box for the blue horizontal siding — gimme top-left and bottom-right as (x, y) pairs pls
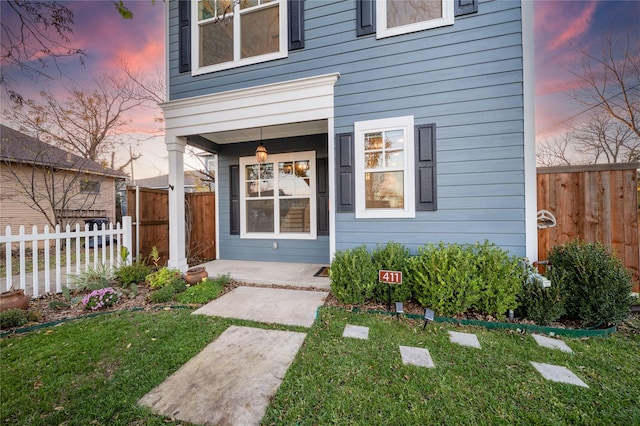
(216, 134), (330, 264)
(439, 171), (524, 186)
(168, 0), (528, 258)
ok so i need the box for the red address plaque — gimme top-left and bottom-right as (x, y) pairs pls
(379, 270), (402, 284)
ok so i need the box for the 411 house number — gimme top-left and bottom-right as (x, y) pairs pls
(378, 270), (402, 284)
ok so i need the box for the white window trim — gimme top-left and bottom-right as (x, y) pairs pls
(355, 115), (415, 219)
(376, 0), (454, 39)
(192, 0), (288, 76)
(239, 151), (317, 239)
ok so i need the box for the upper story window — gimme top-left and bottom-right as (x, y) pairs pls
(79, 180), (101, 194)
(193, 0), (287, 75)
(354, 116), (415, 218)
(376, 0), (454, 39)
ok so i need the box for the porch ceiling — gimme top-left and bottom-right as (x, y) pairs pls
(199, 120), (328, 145)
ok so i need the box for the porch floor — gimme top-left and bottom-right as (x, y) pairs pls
(197, 259), (330, 290)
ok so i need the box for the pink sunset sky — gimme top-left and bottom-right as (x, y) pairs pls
(1, 0), (639, 177)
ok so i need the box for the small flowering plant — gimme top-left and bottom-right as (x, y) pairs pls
(82, 287), (120, 311)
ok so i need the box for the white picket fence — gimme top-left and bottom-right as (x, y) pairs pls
(1, 217), (132, 298)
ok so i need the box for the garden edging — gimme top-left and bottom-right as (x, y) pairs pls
(318, 306), (617, 338)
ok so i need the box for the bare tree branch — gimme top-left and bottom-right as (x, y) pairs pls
(536, 130), (576, 167)
(4, 75), (151, 170)
(0, 1), (86, 102)
(569, 35), (640, 139)
(571, 111), (638, 164)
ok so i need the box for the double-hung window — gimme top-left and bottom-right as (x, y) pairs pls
(79, 180), (101, 194)
(194, 0), (287, 74)
(354, 116), (415, 218)
(377, 0), (454, 39)
(239, 151), (316, 239)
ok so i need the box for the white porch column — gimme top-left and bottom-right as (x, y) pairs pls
(522, 0), (538, 261)
(166, 136), (188, 271)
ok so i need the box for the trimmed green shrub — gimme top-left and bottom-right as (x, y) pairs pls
(0, 308), (27, 329)
(548, 240), (633, 325)
(330, 245), (377, 305)
(407, 243), (481, 316)
(517, 268), (565, 325)
(472, 241), (524, 318)
(114, 261), (152, 286)
(372, 242), (412, 303)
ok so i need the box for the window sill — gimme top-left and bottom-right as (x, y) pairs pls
(240, 233), (317, 240)
(192, 51), (288, 76)
(355, 209), (415, 220)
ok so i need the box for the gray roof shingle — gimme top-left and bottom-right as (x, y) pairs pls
(0, 124), (127, 178)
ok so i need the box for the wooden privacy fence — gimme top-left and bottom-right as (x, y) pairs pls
(186, 192), (216, 261)
(537, 163), (639, 292)
(127, 187), (215, 266)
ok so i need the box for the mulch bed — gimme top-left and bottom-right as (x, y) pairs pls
(3, 281), (638, 335)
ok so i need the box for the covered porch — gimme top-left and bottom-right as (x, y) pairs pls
(161, 73), (340, 270)
(197, 259), (330, 290)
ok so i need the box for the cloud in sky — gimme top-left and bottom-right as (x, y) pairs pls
(546, 1), (597, 51)
(0, 0), (171, 178)
(70, 1), (165, 79)
(533, 0), (639, 139)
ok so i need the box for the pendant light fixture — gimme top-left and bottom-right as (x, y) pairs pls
(255, 127), (267, 164)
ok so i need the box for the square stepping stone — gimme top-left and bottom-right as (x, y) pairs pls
(448, 331), (481, 349)
(343, 324), (369, 340)
(530, 361), (588, 388)
(532, 334), (573, 353)
(400, 346), (435, 368)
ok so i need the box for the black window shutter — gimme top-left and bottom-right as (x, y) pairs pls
(316, 157), (329, 235)
(336, 133), (355, 213)
(288, 0), (304, 51)
(229, 165), (240, 235)
(415, 124), (437, 211)
(356, 0), (376, 36)
(178, 0), (191, 73)
(454, 0), (478, 16)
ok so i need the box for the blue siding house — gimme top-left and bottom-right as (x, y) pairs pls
(162, 0), (537, 270)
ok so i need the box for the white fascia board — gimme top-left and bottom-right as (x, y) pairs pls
(161, 73), (340, 138)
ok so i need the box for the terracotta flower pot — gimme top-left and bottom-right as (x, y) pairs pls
(0, 289), (30, 312)
(184, 266), (208, 285)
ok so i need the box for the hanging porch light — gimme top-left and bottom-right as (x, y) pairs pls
(255, 142), (268, 164)
(255, 127), (267, 164)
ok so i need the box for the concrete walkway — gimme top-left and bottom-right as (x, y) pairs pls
(139, 325), (307, 425)
(139, 284), (328, 425)
(193, 286), (328, 327)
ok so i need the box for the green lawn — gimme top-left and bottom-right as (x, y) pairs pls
(1, 308), (638, 425)
(265, 309), (640, 424)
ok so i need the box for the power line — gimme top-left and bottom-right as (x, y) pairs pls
(535, 82), (640, 137)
